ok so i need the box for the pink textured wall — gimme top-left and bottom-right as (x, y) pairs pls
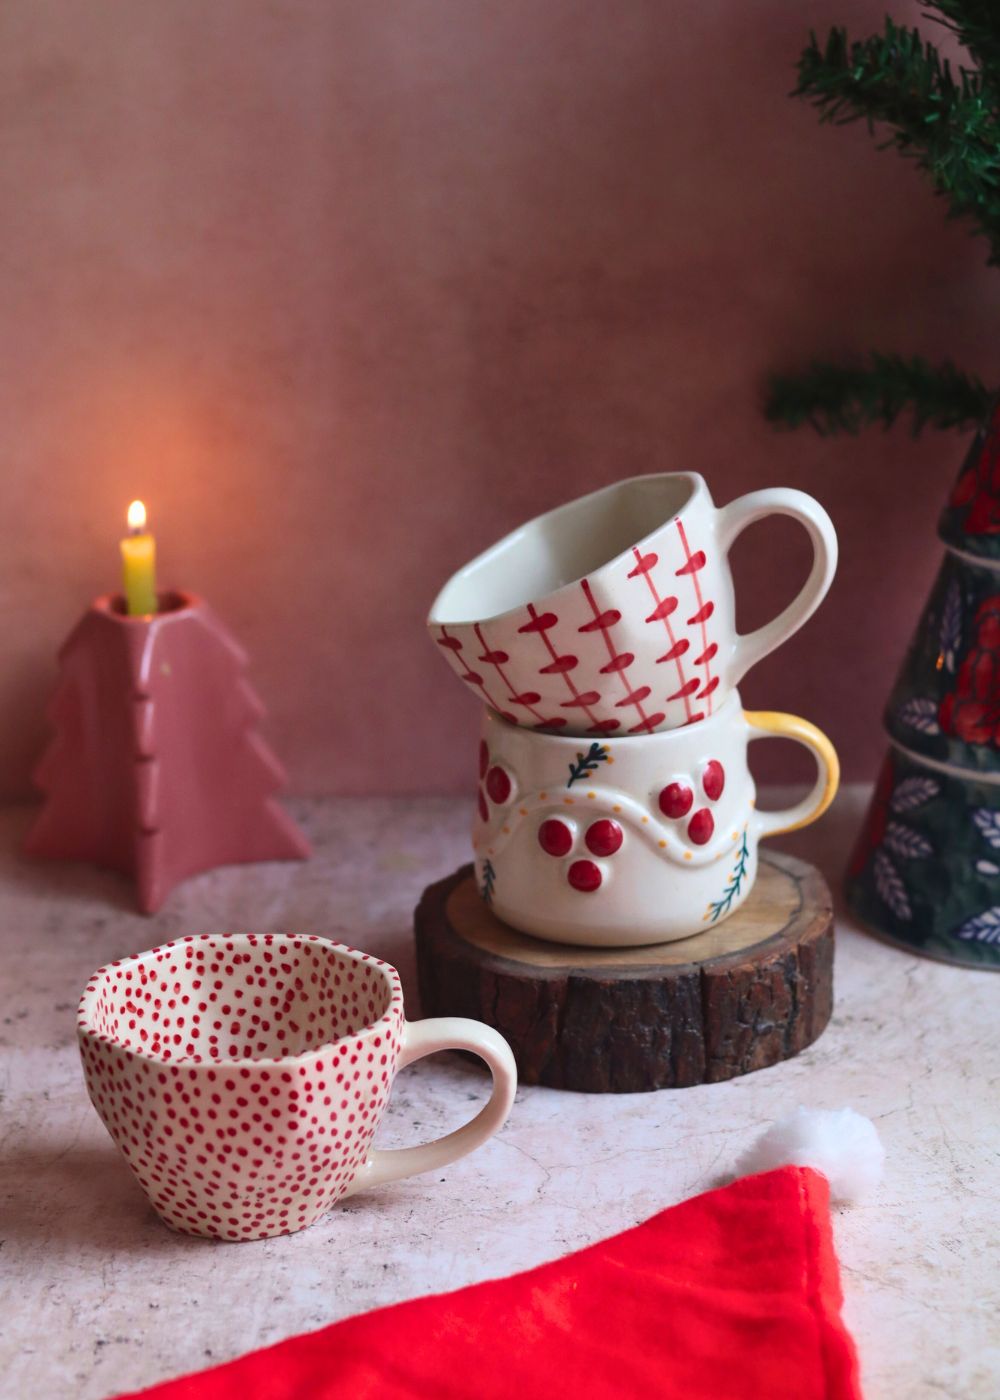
(0, 0), (994, 798)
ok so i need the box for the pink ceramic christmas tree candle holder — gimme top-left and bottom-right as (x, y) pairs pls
(24, 591), (309, 913)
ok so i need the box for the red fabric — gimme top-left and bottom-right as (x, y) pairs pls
(117, 1166), (861, 1400)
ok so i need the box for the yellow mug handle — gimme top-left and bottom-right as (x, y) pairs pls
(743, 711), (840, 839)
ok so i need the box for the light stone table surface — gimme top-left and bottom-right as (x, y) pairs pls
(2, 787), (998, 1400)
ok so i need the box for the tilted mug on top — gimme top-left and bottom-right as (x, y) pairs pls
(77, 934), (517, 1241)
(429, 472), (837, 736)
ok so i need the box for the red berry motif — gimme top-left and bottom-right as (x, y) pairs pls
(538, 815), (619, 891)
(657, 758), (728, 847)
(479, 740), (489, 779)
(485, 765), (512, 804)
(538, 818), (574, 857)
(477, 789), (489, 823)
(658, 781), (694, 819)
(585, 819), (623, 857)
(567, 859), (603, 892)
(702, 759), (725, 801)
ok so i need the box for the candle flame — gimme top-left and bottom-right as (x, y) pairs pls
(127, 500), (147, 533)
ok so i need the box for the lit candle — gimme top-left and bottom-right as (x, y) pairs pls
(120, 500), (158, 616)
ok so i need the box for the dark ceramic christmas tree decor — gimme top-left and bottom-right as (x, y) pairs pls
(24, 591), (310, 913)
(846, 405), (1000, 966)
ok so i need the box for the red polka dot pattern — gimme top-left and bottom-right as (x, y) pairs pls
(77, 935), (405, 1242)
(658, 782), (694, 819)
(688, 808), (715, 845)
(538, 818), (574, 857)
(567, 859), (603, 893)
(485, 765), (512, 804)
(585, 819), (623, 857)
(703, 760), (725, 801)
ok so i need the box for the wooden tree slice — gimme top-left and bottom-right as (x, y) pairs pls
(414, 849), (833, 1093)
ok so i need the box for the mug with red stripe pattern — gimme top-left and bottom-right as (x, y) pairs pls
(428, 473), (837, 736)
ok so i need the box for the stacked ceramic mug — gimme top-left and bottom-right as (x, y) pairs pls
(429, 474), (840, 947)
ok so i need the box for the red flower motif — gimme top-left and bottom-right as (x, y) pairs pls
(951, 421), (1000, 535)
(938, 596), (1000, 745)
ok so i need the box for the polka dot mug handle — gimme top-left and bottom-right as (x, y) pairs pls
(344, 1018), (517, 1195)
(744, 710), (841, 839)
(717, 488), (838, 685)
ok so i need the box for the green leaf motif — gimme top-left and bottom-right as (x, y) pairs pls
(480, 858), (497, 907)
(566, 742), (610, 788)
(706, 829), (751, 924)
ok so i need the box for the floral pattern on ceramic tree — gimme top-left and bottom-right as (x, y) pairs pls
(948, 419), (1000, 535)
(938, 595), (1000, 746)
(938, 577), (962, 674)
(939, 400), (1000, 556)
(846, 745), (1000, 966)
(890, 577), (961, 740)
(956, 809), (1000, 945)
(883, 552), (1000, 774)
(848, 759), (936, 923)
(850, 396), (1000, 967)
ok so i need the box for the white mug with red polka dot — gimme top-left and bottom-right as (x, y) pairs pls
(473, 691), (839, 946)
(77, 936), (517, 1241)
(429, 472), (837, 737)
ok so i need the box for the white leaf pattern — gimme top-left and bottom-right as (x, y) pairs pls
(873, 850), (912, 921)
(895, 697), (940, 735)
(890, 777), (940, 813)
(883, 821), (932, 860)
(973, 808), (1000, 850)
(939, 580), (962, 673)
(955, 908), (1000, 944)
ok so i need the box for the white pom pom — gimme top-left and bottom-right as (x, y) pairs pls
(735, 1107), (885, 1203)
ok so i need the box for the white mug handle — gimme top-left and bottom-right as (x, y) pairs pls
(343, 1018), (517, 1195)
(717, 488), (838, 684)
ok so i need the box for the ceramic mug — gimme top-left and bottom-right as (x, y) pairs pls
(77, 935), (517, 1241)
(473, 691), (839, 946)
(429, 472), (837, 736)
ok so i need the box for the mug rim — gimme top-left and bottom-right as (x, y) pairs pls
(427, 470), (707, 628)
(77, 932), (402, 1070)
(483, 686), (743, 745)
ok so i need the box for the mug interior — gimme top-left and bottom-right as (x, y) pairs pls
(430, 473), (698, 624)
(79, 935), (394, 1064)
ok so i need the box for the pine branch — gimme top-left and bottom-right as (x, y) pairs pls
(566, 742), (609, 789)
(480, 858), (497, 906)
(707, 829), (751, 924)
(796, 21), (1000, 261)
(764, 354), (991, 435)
(924, 2), (1000, 81)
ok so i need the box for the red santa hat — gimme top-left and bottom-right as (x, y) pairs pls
(117, 1109), (882, 1400)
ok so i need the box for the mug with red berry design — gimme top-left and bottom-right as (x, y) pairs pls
(77, 935), (517, 1241)
(429, 472), (837, 737)
(473, 692), (839, 946)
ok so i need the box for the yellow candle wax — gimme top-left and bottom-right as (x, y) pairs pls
(120, 500), (158, 616)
